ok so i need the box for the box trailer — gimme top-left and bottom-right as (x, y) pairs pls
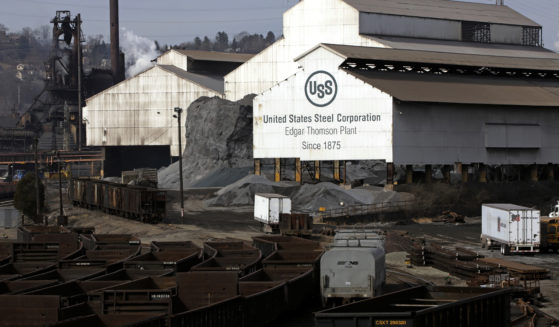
(481, 204), (540, 255)
(254, 194), (291, 233)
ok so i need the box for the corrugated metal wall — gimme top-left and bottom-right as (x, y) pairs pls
(224, 0), (386, 101)
(392, 102), (559, 165)
(359, 13), (461, 41)
(84, 65), (221, 156)
(157, 50), (188, 71)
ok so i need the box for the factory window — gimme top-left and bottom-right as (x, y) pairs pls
(462, 22), (491, 43)
(522, 27), (542, 47)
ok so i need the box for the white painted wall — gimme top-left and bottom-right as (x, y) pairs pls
(156, 50), (188, 70)
(84, 65), (221, 156)
(253, 47), (393, 161)
(225, 0), (386, 101)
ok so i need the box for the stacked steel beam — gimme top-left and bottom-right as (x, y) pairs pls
(394, 231), (550, 286)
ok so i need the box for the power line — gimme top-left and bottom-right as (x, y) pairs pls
(25, 0), (290, 13)
(0, 11), (280, 25)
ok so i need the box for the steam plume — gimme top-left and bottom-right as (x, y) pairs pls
(120, 28), (159, 77)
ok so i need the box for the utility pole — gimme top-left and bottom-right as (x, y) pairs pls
(34, 138), (43, 225)
(77, 13), (82, 151)
(173, 107), (184, 219)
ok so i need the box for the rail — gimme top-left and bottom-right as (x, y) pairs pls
(310, 199), (416, 219)
(0, 151), (104, 165)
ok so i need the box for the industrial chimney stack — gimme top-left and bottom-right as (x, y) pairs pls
(110, 0), (124, 83)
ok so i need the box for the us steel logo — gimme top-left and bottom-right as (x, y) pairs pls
(305, 70), (337, 107)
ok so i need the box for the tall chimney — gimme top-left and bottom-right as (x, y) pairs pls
(110, 0), (123, 83)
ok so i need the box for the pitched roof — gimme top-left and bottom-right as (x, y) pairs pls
(363, 35), (558, 59)
(347, 70), (559, 106)
(86, 65), (224, 103)
(173, 49), (253, 63)
(319, 43), (559, 71)
(343, 0), (539, 27)
(158, 65), (224, 94)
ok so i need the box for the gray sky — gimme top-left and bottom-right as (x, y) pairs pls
(0, 0), (557, 50)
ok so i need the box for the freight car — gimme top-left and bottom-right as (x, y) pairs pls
(320, 229), (386, 307)
(69, 178), (166, 223)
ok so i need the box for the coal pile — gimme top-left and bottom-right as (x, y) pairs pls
(158, 95), (255, 189)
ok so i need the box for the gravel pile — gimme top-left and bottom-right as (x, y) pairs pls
(207, 174), (414, 212)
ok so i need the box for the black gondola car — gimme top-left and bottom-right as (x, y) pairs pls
(69, 178), (166, 223)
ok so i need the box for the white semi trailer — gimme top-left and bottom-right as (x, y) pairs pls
(254, 193), (291, 233)
(481, 204), (540, 255)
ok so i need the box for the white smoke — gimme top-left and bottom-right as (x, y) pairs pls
(120, 28), (159, 78)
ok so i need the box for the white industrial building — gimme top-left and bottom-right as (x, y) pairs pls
(225, 0), (542, 101)
(249, 0), (559, 183)
(84, 49), (252, 157)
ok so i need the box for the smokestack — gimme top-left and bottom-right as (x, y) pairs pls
(110, 0), (124, 83)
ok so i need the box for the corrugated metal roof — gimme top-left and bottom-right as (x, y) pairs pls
(346, 70), (559, 106)
(364, 35), (559, 59)
(321, 43), (559, 71)
(343, 0), (539, 27)
(86, 65), (224, 103)
(173, 49), (253, 63)
(483, 203), (535, 211)
(158, 65), (224, 94)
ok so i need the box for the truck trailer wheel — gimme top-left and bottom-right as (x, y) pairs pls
(500, 244), (510, 256)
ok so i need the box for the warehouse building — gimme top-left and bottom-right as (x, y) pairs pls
(84, 49), (252, 158)
(225, 0), (543, 101)
(250, 0), (559, 183)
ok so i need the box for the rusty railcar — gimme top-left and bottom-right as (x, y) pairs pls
(69, 178), (166, 223)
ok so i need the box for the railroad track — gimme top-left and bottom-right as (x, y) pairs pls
(386, 267), (435, 287)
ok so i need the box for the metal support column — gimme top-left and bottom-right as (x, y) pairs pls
(333, 160), (340, 181)
(530, 164), (538, 182)
(295, 158), (301, 183)
(275, 158), (281, 182)
(425, 164), (432, 184)
(455, 162), (462, 175)
(546, 163), (555, 181)
(254, 159), (261, 176)
(77, 14), (82, 151)
(315, 161), (320, 181)
(386, 162), (394, 190)
(406, 165), (413, 184)
(479, 163), (487, 183)
(343, 161), (347, 185)
(57, 151), (67, 226)
(34, 138), (43, 225)
(443, 165), (451, 184)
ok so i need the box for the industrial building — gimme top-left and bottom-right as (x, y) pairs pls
(84, 49), (252, 158)
(250, 0), (559, 183)
(225, 0), (544, 101)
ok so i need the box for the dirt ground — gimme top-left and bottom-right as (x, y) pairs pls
(27, 181), (262, 247)
(397, 181), (559, 217)
(390, 219), (559, 320)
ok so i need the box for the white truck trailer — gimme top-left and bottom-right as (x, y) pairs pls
(481, 204), (540, 255)
(254, 193), (291, 233)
